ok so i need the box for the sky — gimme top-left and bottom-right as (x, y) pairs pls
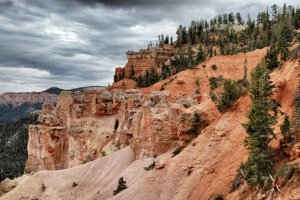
(0, 0), (298, 93)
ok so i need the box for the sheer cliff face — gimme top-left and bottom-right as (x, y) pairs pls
(25, 88), (219, 172)
(25, 89), (121, 172)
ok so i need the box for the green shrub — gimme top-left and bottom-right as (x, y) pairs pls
(172, 146), (185, 157)
(210, 91), (217, 102)
(41, 183), (46, 192)
(209, 76), (223, 90)
(144, 161), (156, 171)
(101, 150), (107, 157)
(113, 177), (128, 195)
(217, 79), (242, 112)
(211, 64), (218, 70)
(114, 119), (119, 131)
(209, 77), (218, 90)
(72, 182), (78, 187)
(214, 194), (224, 200)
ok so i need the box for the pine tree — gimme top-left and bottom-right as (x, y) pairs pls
(190, 112), (200, 135)
(277, 19), (293, 60)
(164, 35), (169, 44)
(243, 62), (279, 187)
(229, 12), (235, 24)
(223, 13), (229, 24)
(242, 58), (249, 87)
(130, 64), (135, 80)
(236, 12), (243, 25)
(265, 47), (279, 70)
(137, 75), (143, 87)
(187, 46), (195, 68)
(280, 115), (292, 144)
(196, 46), (206, 64)
(114, 74), (118, 83)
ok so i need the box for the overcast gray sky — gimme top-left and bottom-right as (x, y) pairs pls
(0, 0), (298, 93)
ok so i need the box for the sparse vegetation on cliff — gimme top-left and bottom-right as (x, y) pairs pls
(113, 177), (128, 195)
(144, 161), (156, 171)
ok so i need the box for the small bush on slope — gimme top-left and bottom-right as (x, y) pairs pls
(113, 177), (128, 195)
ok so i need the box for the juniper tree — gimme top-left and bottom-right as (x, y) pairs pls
(243, 61), (279, 187)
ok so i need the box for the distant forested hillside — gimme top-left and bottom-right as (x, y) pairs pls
(0, 113), (38, 182)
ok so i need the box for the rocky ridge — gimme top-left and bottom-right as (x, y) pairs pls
(0, 93), (57, 107)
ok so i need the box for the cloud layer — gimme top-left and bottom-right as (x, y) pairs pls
(0, 0), (298, 93)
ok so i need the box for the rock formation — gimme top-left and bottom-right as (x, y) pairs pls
(25, 84), (220, 172)
(115, 44), (174, 79)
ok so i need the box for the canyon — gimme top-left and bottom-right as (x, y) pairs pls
(1, 46), (299, 200)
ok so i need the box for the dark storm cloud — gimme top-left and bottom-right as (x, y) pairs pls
(58, 0), (186, 7)
(0, 0), (299, 93)
(0, 0), (13, 7)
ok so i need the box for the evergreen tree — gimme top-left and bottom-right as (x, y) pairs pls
(236, 12), (243, 25)
(196, 46), (206, 64)
(265, 47), (279, 70)
(182, 26), (188, 44)
(271, 4), (278, 22)
(187, 46), (195, 68)
(218, 15), (223, 24)
(130, 64), (135, 80)
(188, 21), (197, 45)
(277, 19), (293, 60)
(217, 79), (242, 112)
(164, 35), (169, 44)
(243, 62), (279, 187)
(137, 75), (143, 87)
(223, 13), (229, 24)
(241, 58), (249, 87)
(229, 12), (235, 24)
(189, 112), (200, 135)
(280, 115), (292, 144)
(114, 74), (118, 83)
